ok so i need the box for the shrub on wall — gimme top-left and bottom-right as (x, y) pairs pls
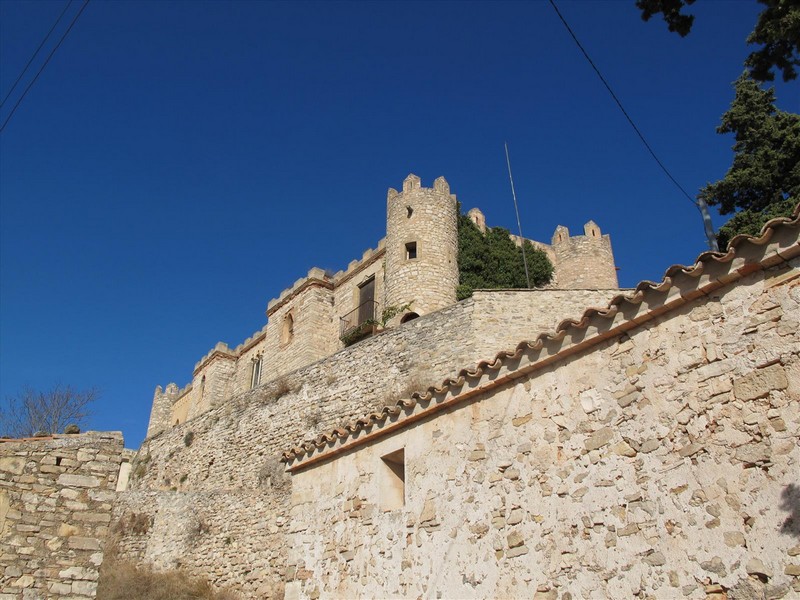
(457, 211), (554, 300)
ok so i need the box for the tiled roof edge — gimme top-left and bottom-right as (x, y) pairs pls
(282, 204), (800, 467)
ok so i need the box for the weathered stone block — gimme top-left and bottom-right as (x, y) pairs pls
(57, 474), (100, 488)
(585, 427), (614, 451)
(733, 364), (789, 401)
(0, 457), (25, 475)
(734, 442), (771, 464)
(67, 536), (101, 551)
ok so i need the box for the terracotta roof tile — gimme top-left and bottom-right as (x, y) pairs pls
(283, 205), (800, 468)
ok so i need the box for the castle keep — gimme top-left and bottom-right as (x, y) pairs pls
(146, 175), (619, 438)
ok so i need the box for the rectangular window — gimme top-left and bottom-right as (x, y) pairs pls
(405, 242), (417, 260)
(358, 277), (375, 325)
(379, 448), (405, 511)
(250, 356), (262, 390)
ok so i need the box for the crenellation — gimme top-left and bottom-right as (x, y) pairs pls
(231, 325), (267, 355)
(402, 173), (421, 192)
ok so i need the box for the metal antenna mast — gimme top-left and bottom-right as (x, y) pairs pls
(505, 142), (531, 289)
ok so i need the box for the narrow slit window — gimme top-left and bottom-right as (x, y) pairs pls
(380, 448), (405, 511)
(405, 242), (417, 260)
(250, 356), (263, 389)
(282, 313), (294, 344)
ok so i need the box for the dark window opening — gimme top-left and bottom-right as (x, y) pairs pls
(282, 313), (294, 344)
(380, 448), (405, 511)
(400, 312), (419, 324)
(405, 242), (417, 260)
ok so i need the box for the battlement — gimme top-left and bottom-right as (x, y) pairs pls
(153, 381), (193, 404)
(330, 238), (386, 285)
(551, 221), (618, 288)
(266, 268), (334, 316)
(193, 341), (238, 375)
(551, 221), (609, 245)
(232, 324), (268, 355)
(387, 174), (456, 203)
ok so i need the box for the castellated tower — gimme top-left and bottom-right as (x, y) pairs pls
(384, 174), (459, 318)
(146, 383), (180, 438)
(551, 220), (619, 289)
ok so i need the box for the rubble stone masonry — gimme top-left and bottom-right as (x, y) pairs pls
(286, 257), (800, 599)
(0, 432), (124, 600)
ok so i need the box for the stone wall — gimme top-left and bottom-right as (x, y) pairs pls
(0, 432), (124, 600)
(285, 258), (799, 599)
(115, 287), (619, 597)
(111, 487), (289, 598)
(470, 289), (621, 359)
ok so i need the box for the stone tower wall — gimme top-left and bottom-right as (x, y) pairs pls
(263, 277), (335, 380)
(384, 175), (458, 317)
(187, 349), (236, 420)
(146, 385), (178, 439)
(552, 222), (619, 289)
(0, 432), (124, 600)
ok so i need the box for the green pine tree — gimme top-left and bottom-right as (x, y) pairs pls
(698, 73), (799, 247)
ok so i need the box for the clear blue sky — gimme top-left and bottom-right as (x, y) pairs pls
(1, 0), (795, 448)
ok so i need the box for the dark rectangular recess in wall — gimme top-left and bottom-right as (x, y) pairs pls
(380, 448), (405, 511)
(405, 242), (417, 260)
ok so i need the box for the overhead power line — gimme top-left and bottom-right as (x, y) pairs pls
(548, 0), (719, 251)
(0, 0), (90, 134)
(0, 0), (74, 110)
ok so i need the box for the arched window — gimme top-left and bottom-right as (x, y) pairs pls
(282, 313), (294, 344)
(400, 312), (419, 324)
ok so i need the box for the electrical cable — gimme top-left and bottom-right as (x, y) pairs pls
(0, 0), (90, 134)
(0, 0), (74, 110)
(548, 0), (719, 250)
(548, 1), (698, 208)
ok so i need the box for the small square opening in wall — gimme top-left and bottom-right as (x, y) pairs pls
(379, 448), (405, 511)
(405, 242), (417, 260)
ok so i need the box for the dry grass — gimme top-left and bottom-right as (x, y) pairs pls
(96, 561), (239, 600)
(273, 377), (292, 399)
(111, 512), (152, 536)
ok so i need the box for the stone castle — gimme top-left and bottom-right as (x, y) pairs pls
(1, 175), (798, 600)
(146, 174), (618, 437)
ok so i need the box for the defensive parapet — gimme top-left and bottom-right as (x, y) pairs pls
(551, 221), (618, 289)
(385, 174), (459, 318)
(146, 383), (183, 438)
